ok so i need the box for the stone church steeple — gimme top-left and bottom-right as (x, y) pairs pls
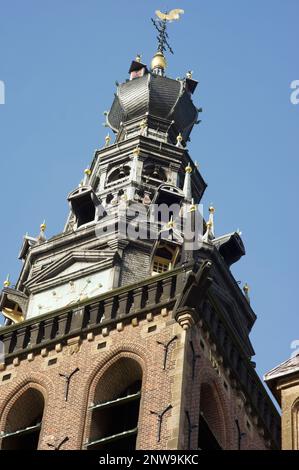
(0, 11), (280, 451)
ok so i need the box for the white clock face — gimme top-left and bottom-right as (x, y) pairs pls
(26, 268), (114, 319)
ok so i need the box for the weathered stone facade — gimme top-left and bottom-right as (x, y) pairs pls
(265, 354), (299, 449)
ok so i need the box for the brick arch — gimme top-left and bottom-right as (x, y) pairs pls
(0, 373), (55, 450)
(81, 345), (149, 449)
(197, 367), (233, 449)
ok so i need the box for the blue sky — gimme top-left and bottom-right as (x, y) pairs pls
(0, 0), (298, 394)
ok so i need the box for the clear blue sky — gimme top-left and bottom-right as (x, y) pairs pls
(0, 1), (298, 394)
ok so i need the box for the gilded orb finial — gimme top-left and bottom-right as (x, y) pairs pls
(40, 220), (46, 232)
(3, 274), (11, 288)
(185, 163), (192, 174)
(84, 168), (92, 176)
(105, 133), (111, 147)
(151, 51), (167, 72)
(243, 283), (250, 294)
(132, 146), (140, 157)
(176, 132), (183, 147)
(209, 205), (215, 214)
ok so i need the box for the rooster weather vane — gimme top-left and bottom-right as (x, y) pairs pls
(151, 9), (184, 55)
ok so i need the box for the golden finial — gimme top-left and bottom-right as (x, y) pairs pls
(189, 198), (196, 212)
(176, 133), (183, 146)
(105, 133), (111, 147)
(40, 220), (46, 232)
(186, 70), (193, 79)
(3, 274), (11, 288)
(132, 146), (140, 157)
(151, 51), (167, 72)
(209, 205), (215, 214)
(243, 283), (250, 294)
(243, 283), (250, 303)
(136, 54), (142, 63)
(185, 163), (192, 174)
(166, 216), (174, 229)
(140, 118), (147, 130)
(84, 168), (92, 176)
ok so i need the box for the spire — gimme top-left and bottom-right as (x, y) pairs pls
(202, 205), (215, 243)
(183, 163), (192, 200)
(150, 9), (184, 75)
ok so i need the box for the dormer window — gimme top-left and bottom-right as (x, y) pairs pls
(151, 241), (180, 275)
(128, 59), (148, 81)
(68, 186), (105, 228)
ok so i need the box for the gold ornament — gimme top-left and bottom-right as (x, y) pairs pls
(3, 274), (11, 288)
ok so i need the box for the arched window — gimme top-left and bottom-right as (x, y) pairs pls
(142, 163), (167, 187)
(1, 388), (45, 450)
(198, 383), (225, 450)
(86, 358), (142, 450)
(106, 165), (130, 187)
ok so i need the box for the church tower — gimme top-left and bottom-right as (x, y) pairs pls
(0, 11), (280, 450)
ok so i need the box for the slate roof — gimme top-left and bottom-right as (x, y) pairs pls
(264, 354), (299, 383)
(107, 73), (198, 144)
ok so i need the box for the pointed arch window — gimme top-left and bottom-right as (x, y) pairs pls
(1, 388), (45, 450)
(86, 358), (142, 450)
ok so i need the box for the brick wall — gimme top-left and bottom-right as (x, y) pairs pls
(180, 323), (270, 450)
(0, 308), (270, 450)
